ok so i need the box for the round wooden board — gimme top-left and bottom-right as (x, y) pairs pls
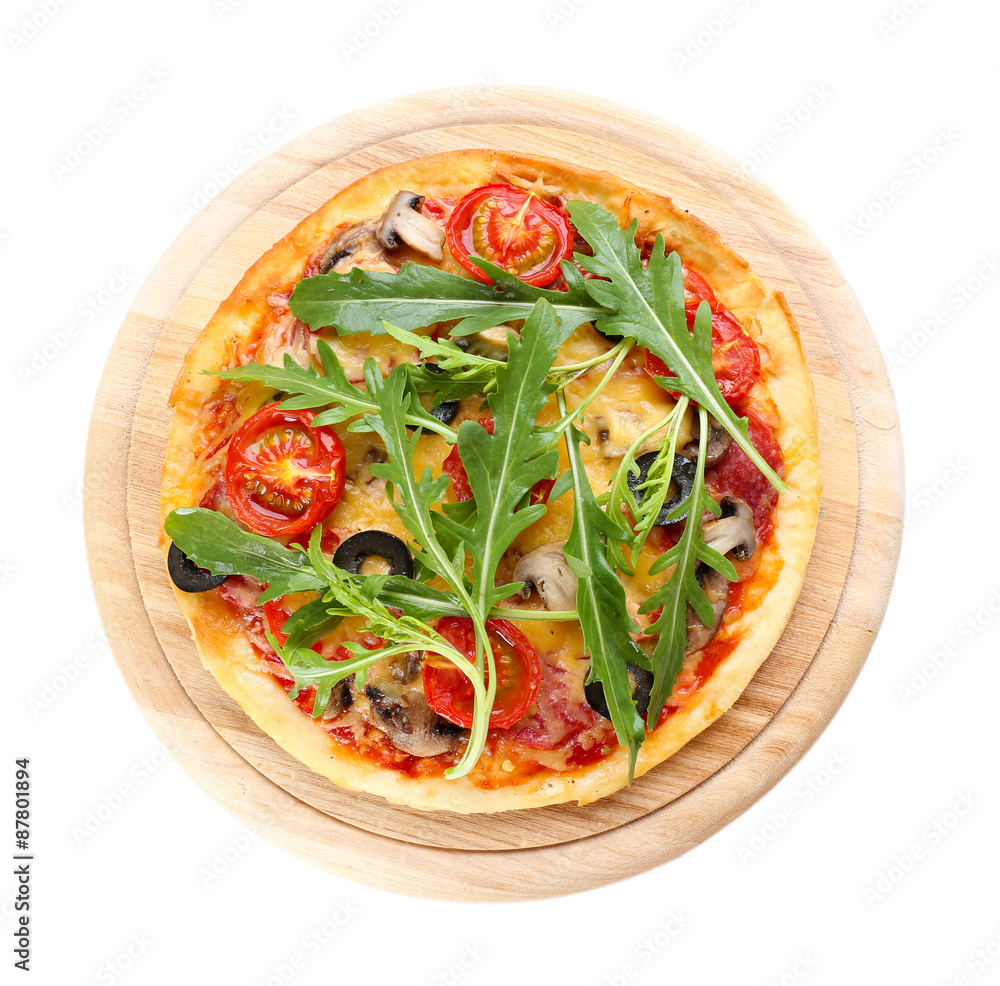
(84, 86), (903, 901)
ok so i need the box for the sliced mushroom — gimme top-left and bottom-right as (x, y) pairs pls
(682, 414), (732, 466)
(318, 678), (354, 721)
(347, 446), (388, 487)
(702, 496), (756, 562)
(333, 530), (414, 579)
(628, 452), (696, 524)
(513, 543), (578, 612)
(585, 663), (654, 719)
(365, 653), (466, 757)
(376, 191), (445, 261)
(591, 408), (648, 457)
(167, 542), (229, 593)
(684, 499), (756, 654)
(453, 325), (519, 362)
(317, 219), (389, 274)
(685, 566), (729, 654)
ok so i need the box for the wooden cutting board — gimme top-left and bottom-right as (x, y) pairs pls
(84, 86), (903, 901)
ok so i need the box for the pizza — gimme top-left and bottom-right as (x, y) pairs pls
(160, 149), (819, 813)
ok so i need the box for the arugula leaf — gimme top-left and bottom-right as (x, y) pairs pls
(558, 392), (648, 778)
(165, 508), (325, 603)
(638, 407), (738, 725)
(278, 601), (344, 659)
(450, 301), (564, 616)
(165, 507), (472, 624)
(360, 363), (471, 594)
(380, 322), (500, 398)
(628, 398), (690, 563)
(212, 341), (454, 438)
(289, 257), (604, 338)
(566, 201), (787, 495)
(356, 364), (501, 776)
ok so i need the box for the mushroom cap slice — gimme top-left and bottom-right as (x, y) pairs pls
(366, 685), (466, 757)
(364, 651), (466, 757)
(317, 219), (389, 274)
(702, 496), (756, 562)
(685, 565), (729, 655)
(377, 190), (446, 261)
(513, 542), (578, 612)
(683, 413), (732, 466)
(318, 678), (354, 722)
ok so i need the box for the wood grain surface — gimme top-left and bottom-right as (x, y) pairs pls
(84, 86), (903, 900)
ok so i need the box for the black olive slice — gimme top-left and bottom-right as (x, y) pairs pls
(585, 663), (653, 720)
(627, 452), (696, 524)
(333, 531), (414, 578)
(167, 542), (229, 593)
(429, 400), (459, 426)
(590, 319), (623, 343)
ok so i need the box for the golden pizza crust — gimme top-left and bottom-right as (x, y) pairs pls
(162, 150), (820, 813)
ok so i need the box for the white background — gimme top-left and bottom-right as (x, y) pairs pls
(4, 0), (998, 983)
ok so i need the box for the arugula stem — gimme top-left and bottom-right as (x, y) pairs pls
(629, 397), (689, 563)
(595, 407), (680, 508)
(540, 338), (634, 442)
(549, 337), (630, 379)
(489, 607), (578, 622)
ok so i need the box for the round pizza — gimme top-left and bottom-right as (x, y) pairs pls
(160, 149), (819, 813)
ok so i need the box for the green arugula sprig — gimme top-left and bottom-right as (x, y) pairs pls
(431, 302), (563, 619)
(165, 507), (462, 616)
(627, 397), (691, 563)
(289, 255), (605, 338)
(566, 201), (787, 496)
(557, 390), (649, 778)
(274, 528), (483, 744)
(213, 339), (458, 440)
(637, 406), (737, 725)
(343, 360), (499, 770)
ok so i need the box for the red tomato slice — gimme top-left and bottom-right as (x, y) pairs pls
(529, 478), (555, 506)
(424, 617), (541, 730)
(643, 306), (761, 405)
(442, 413), (494, 501)
(446, 183), (573, 287)
(707, 307), (761, 404)
(682, 264), (717, 307)
(225, 404), (345, 536)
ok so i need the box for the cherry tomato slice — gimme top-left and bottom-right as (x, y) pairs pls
(225, 404), (345, 536)
(529, 478), (555, 506)
(442, 413), (494, 502)
(643, 306), (761, 405)
(446, 183), (573, 287)
(706, 307), (761, 404)
(682, 264), (717, 307)
(424, 617), (541, 730)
